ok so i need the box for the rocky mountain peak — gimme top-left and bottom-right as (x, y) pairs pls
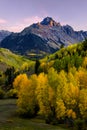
(40, 17), (60, 26)
(1, 16), (87, 57)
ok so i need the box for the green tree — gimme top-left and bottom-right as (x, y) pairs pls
(35, 60), (40, 75)
(4, 67), (16, 90)
(82, 39), (87, 51)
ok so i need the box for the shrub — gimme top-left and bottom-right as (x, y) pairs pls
(75, 119), (85, 130)
(6, 89), (17, 98)
(0, 89), (5, 99)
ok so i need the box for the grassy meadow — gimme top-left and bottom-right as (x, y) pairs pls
(0, 99), (69, 130)
(0, 48), (34, 71)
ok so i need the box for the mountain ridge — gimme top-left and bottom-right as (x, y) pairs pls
(0, 17), (87, 57)
(0, 30), (11, 42)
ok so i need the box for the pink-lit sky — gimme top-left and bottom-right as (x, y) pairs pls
(0, 0), (87, 32)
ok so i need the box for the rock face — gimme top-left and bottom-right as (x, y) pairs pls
(40, 17), (60, 26)
(0, 30), (11, 42)
(0, 17), (87, 55)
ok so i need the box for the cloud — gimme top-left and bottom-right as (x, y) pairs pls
(0, 16), (43, 32)
(8, 16), (43, 32)
(0, 19), (7, 24)
(8, 24), (26, 32)
(23, 16), (42, 24)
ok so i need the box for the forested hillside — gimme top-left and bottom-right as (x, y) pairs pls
(39, 39), (87, 73)
(0, 48), (33, 71)
(1, 40), (87, 129)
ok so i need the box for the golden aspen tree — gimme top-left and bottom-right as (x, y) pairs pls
(56, 70), (79, 119)
(56, 99), (66, 119)
(14, 73), (38, 117)
(13, 74), (28, 93)
(47, 67), (59, 90)
(82, 57), (87, 69)
(79, 89), (87, 118)
(47, 68), (59, 107)
(17, 75), (37, 117)
(36, 73), (50, 116)
(66, 109), (76, 119)
(57, 70), (68, 100)
(76, 68), (87, 89)
(55, 70), (68, 119)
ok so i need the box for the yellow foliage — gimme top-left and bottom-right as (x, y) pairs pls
(68, 83), (79, 99)
(76, 68), (87, 89)
(13, 65), (87, 120)
(13, 73), (38, 116)
(48, 67), (59, 90)
(67, 109), (76, 119)
(56, 99), (66, 119)
(17, 77), (38, 115)
(57, 70), (68, 100)
(79, 89), (87, 118)
(48, 87), (55, 107)
(13, 74), (28, 92)
(82, 57), (87, 69)
(36, 73), (50, 115)
(21, 62), (29, 71)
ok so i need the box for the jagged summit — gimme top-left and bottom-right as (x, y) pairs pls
(22, 17), (61, 30)
(40, 17), (60, 26)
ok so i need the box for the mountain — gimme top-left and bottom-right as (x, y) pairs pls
(0, 30), (11, 42)
(0, 17), (87, 57)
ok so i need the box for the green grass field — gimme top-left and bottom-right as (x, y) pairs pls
(0, 48), (34, 72)
(0, 99), (69, 130)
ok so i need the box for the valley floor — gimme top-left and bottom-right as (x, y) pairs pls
(0, 99), (69, 130)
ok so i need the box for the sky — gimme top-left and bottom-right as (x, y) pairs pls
(0, 0), (87, 32)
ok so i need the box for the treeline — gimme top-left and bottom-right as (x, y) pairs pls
(13, 67), (87, 129)
(38, 39), (87, 73)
